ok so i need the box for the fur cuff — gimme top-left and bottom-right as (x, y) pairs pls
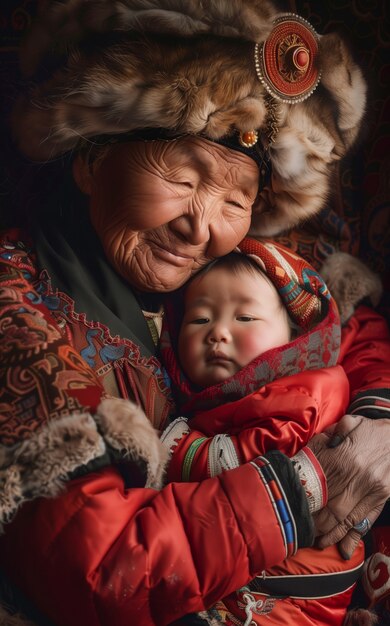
(0, 397), (169, 529)
(320, 252), (382, 324)
(0, 413), (105, 531)
(95, 398), (169, 489)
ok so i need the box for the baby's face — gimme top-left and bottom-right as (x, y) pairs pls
(178, 266), (291, 387)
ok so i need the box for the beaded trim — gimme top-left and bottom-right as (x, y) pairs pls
(263, 94), (280, 147)
(291, 446), (328, 513)
(160, 417), (190, 458)
(208, 434), (240, 477)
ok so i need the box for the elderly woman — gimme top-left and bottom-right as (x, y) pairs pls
(1, 2), (390, 625)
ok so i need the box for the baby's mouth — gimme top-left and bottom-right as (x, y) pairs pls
(206, 351), (232, 363)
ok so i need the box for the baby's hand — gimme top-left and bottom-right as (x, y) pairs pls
(96, 397), (169, 489)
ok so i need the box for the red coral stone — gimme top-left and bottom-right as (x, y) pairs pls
(296, 49), (309, 68)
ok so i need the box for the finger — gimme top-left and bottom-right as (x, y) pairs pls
(314, 495), (373, 544)
(318, 502), (385, 552)
(317, 522), (349, 549)
(313, 507), (339, 537)
(317, 500), (373, 549)
(327, 414), (363, 448)
(338, 503), (385, 560)
(337, 529), (363, 561)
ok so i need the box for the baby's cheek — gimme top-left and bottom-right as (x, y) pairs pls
(238, 330), (264, 360)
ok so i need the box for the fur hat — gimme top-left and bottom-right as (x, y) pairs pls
(12, 0), (367, 236)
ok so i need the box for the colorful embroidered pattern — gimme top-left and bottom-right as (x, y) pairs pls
(0, 233), (104, 445)
(0, 230), (174, 448)
(33, 269), (173, 431)
(240, 238), (332, 330)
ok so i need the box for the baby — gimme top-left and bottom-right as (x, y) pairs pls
(160, 237), (364, 626)
(178, 251), (293, 390)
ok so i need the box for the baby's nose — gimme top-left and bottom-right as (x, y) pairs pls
(208, 324), (231, 343)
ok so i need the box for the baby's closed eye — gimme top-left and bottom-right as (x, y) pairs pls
(189, 317), (210, 324)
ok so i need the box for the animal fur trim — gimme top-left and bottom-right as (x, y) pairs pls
(0, 413), (105, 532)
(320, 253), (382, 324)
(19, 0), (276, 79)
(96, 397), (169, 489)
(0, 398), (168, 529)
(11, 0), (367, 236)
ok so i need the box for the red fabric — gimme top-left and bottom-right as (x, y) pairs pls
(339, 305), (390, 401)
(161, 237), (341, 415)
(0, 232), (388, 625)
(0, 229), (292, 625)
(220, 545), (364, 626)
(164, 362), (357, 625)
(162, 306), (390, 625)
(167, 366), (349, 483)
(0, 464), (288, 626)
(165, 305), (390, 487)
(0, 228), (172, 438)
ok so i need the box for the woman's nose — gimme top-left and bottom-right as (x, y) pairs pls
(169, 211), (210, 246)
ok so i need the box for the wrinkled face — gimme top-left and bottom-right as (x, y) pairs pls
(178, 266), (291, 387)
(80, 137), (259, 291)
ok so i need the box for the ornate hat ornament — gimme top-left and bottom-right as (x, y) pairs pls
(254, 13), (321, 104)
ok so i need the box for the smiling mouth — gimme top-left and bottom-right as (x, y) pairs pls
(151, 242), (193, 267)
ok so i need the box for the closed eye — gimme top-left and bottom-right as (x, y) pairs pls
(236, 315), (257, 322)
(190, 318), (210, 324)
(167, 179), (194, 189)
(227, 200), (245, 209)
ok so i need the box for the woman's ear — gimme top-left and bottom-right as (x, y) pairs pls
(72, 154), (93, 195)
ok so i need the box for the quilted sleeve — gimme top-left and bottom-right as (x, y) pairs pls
(0, 458), (311, 626)
(338, 305), (390, 419)
(162, 367), (349, 483)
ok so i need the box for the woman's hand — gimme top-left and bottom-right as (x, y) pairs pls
(307, 415), (390, 559)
